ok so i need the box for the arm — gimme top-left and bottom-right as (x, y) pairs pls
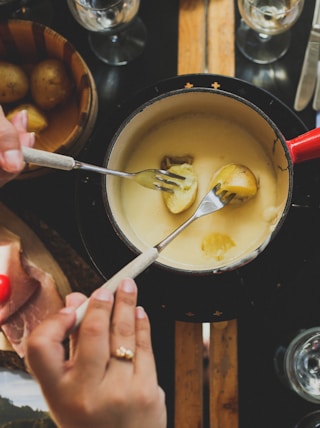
(25, 278), (167, 428)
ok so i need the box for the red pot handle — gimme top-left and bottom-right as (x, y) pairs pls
(287, 128), (320, 164)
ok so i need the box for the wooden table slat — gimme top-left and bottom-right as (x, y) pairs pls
(174, 322), (204, 428)
(176, 1), (238, 426)
(209, 320), (239, 428)
(176, 1), (207, 426)
(207, 0), (235, 76)
(206, 1), (238, 427)
(178, 0), (207, 74)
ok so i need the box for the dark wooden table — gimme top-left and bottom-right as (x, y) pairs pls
(1, 1), (320, 427)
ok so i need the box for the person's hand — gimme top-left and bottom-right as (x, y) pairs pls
(0, 106), (35, 187)
(25, 279), (167, 428)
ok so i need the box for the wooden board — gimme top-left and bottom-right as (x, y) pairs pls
(175, 1), (207, 425)
(206, 1), (238, 428)
(0, 202), (72, 354)
(209, 321), (238, 428)
(207, 0), (235, 76)
(176, 1), (238, 427)
(174, 321), (204, 427)
(0, 202), (71, 298)
(178, 0), (206, 74)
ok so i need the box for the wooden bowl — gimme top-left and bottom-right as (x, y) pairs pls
(0, 19), (98, 178)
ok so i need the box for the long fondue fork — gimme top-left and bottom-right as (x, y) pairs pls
(22, 147), (185, 193)
(74, 184), (235, 329)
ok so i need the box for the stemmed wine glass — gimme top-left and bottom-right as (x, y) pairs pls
(66, 0), (147, 66)
(294, 411), (320, 428)
(274, 327), (320, 404)
(237, 0), (305, 64)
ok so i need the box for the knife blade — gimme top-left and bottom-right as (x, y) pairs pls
(313, 61), (320, 109)
(294, 0), (320, 111)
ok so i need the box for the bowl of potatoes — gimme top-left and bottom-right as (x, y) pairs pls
(0, 19), (98, 178)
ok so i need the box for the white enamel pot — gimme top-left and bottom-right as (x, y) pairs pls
(103, 88), (320, 275)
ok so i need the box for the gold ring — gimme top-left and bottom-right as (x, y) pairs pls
(113, 346), (134, 362)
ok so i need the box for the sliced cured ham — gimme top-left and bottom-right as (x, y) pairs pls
(2, 265), (64, 357)
(0, 226), (40, 324)
(0, 225), (64, 358)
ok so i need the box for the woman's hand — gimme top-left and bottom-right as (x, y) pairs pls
(25, 279), (167, 428)
(0, 106), (35, 187)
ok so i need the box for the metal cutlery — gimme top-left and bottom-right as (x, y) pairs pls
(313, 60), (320, 110)
(74, 184), (235, 328)
(22, 147), (185, 193)
(294, 0), (320, 111)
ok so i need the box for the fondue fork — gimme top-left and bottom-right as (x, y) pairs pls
(74, 184), (235, 329)
(22, 147), (185, 193)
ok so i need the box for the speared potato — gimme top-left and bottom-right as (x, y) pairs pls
(7, 104), (48, 133)
(209, 163), (258, 203)
(162, 163), (198, 214)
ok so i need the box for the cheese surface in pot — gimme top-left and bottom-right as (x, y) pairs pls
(116, 112), (280, 271)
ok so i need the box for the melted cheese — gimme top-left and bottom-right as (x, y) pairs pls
(118, 112), (280, 271)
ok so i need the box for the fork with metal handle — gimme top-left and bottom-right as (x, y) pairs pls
(73, 184), (235, 329)
(22, 147), (184, 193)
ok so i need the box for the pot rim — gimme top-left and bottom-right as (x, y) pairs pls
(102, 86), (294, 275)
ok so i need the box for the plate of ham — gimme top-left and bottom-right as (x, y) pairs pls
(0, 203), (71, 359)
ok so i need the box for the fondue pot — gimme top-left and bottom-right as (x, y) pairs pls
(76, 74), (319, 322)
(103, 87), (320, 275)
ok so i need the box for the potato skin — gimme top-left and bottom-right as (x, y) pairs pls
(0, 62), (29, 103)
(30, 59), (72, 110)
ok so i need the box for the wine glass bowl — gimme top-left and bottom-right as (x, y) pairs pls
(294, 411), (320, 428)
(67, 0), (147, 66)
(237, 0), (305, 64)
(275, 327), (320, 404)
(68, 0), (138, 31)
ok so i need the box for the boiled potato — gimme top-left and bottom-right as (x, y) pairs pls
(0, 62), (29, 103)
(162, 163), (198, 214)
(7, 104), (48, 133)
(30, 59), (73, 110)
(161, 154), (194, 170)
(201, 232), (235, 261)
(209, 163), (258, 203)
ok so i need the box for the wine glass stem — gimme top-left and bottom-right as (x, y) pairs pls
(258, 32), (271, 42)
(111, 34), (120, 43)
